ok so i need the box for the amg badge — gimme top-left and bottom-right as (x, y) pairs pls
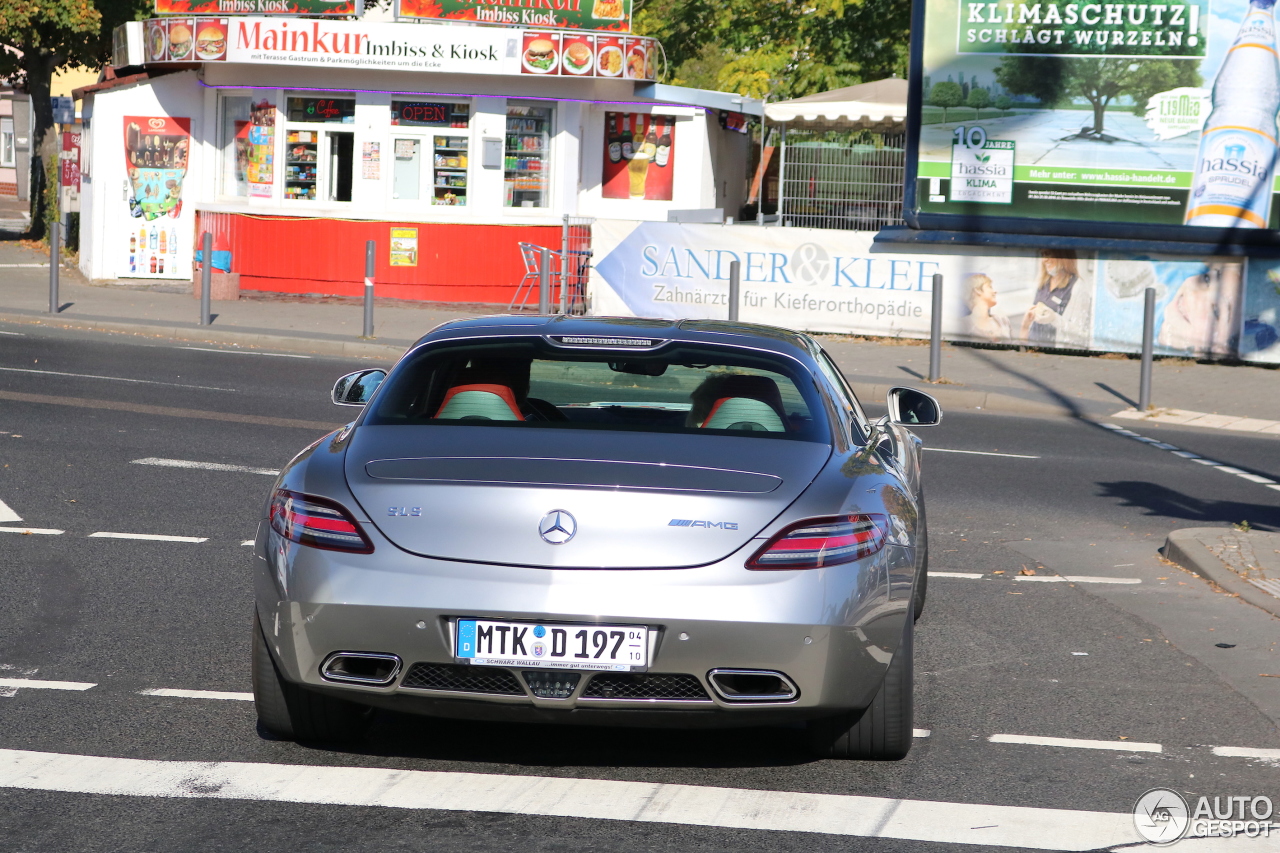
(669, 519), (739, 530)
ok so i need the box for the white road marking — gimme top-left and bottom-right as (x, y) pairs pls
(1192, 458), (1222, 466)
(1098, 423), (1279, 492)
(928, 448), (1040, 459)
(1234, 473), (1276, 484)
(132, 458), (280, 476)
(913, 729), (931, 738)
(0, 749), (1137, 850)
(1013, 575), (1142, 585)
(1212, 746), (1280, 760)
(180, 347), (311, 359)
(0, 263), (48, 268)
(989, 734), (1161, 753)
(0, 366), (235, 392)
(0, 498), (20, 523)
(0, 527), (64, 535)
(0, 678), (95, 692)
(928, 571), (985, 579)
(139, 688), (253, 701)
(0, 330), (25, 335)
(241, 540), (255, 546)
(88, 532), (208, 543)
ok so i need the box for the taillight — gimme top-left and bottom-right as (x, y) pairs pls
(269, 489), (373, 554)
(746, 514), (888, 570)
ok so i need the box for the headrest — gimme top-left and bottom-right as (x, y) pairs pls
(434, 384), (524, 421)
(701, 397), (786, 432)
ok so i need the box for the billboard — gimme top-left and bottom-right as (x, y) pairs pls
(397, 0), (631, 33)
(908, 0), (1280, 241)
(155, 0), (357, 15)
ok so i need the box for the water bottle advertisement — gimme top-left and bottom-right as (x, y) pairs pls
(909, 0), (1280, 234)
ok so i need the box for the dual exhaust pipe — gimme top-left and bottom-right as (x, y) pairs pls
(320, 653), (798, 703)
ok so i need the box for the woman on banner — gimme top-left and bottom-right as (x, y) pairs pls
(1021, 250), (1081, 345)
(964, 273), (1012, 342)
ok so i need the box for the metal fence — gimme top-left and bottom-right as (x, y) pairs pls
(560, 215), (594, 314)
(778, 127), (906, 231)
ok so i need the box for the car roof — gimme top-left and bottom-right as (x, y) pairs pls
(418, 315), (820, 360)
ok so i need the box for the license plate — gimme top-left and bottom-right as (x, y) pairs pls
(455, 619), (648, 671)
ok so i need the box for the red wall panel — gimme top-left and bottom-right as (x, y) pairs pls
(210, 214), (560, 304)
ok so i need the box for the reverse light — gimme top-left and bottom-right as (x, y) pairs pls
(270, 489), (373, 554)
(746, 514), (888, 570)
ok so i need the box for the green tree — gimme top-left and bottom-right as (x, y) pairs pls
(994, 94), (1013, 111)
(928, 80), (962, 122)
(636, 0), (909, 99)
(996, 55), (1200, 135)
(0, 0), (150, 237)
(966, 87), (991, 110)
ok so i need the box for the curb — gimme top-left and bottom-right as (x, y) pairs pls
(0, 310), (1072, 418)
(0, 311), (407, 361)
(1163, 528), (1280, 619)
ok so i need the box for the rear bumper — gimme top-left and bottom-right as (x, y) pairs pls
(254, 523), (916, 724)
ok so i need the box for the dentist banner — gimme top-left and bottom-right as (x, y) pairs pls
(589, 220), (1098, 348)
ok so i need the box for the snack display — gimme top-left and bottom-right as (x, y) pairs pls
(624, 41), (646, 79)
(591, 0), (624, 19)
(523, 37), (558, 74)
(596, 39), (623, 77)
(147, 22), (167, 62)
(167, 22), (193, 61)
(562, 39), (594, 75)
(194, 20), (227, 61)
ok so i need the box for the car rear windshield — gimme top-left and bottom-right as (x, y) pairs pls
(364, 338), (829, 443)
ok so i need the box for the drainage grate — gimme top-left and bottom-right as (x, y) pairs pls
(401, 662), (525, 696)
(581, 672), (711, 701)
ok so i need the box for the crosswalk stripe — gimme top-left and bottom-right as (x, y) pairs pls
(0, 749), (1135, 850)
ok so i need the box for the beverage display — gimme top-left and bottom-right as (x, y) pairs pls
(620, 115), (634, 160)
(642, 116), (658, 159)
(432, 135), (469, 205)
(285, 130), (318, 200)
(1185, 0), (1280, 228)
(504, 105), (552, 207)
(656, 118), (672, 167)
(607, 115), (622, 163)
(627, 151), (651, 198)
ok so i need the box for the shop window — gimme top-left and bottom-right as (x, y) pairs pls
(220, 96), (275, 199)
(283, 94), (355, 202)
(390, 101), (470, 206)
(505, 104), (553, 208)
(0, 118), (13, 168)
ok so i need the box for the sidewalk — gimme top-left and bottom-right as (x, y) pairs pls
(0, 239), (1276, 424)
(1165, 529), (1280, 618)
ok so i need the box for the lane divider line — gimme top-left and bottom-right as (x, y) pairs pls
(1212, 746), (1280, 760)
(88, 532), (208, 543)
(241, 540), (255, 546)
(927, 448), (1040, 459)
(989, 734), (1162, 754)
(0, 366), (235, 392)
(928, 571), (985, 579)
(0, 748), (1137, 849)
(1098, 422), (1278, 490)
(912, 729), (931, 738)
(132, 458), (280, 476)
(0, 527), (64, 535)
(180, 347), (311, 359)
(0, 498), (20, 523)
(1013, 575), (1142, 585)
(138, 688), (253, 701)
(0, 678), (96, 691)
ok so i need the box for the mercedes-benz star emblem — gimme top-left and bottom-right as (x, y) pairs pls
(539, 510), (576, 545)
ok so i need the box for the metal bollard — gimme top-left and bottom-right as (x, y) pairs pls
(538, 247), (551, 314)
(363, 240), (375, 338)
(48, 221), (59, 314)
(199, 231), (212, 326)
(928, 273), (943, 382)
(1139, 286), (1155, 410)
(728, 259), (741, 322)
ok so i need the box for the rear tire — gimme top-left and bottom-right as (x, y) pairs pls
(807, 616), (913, 760)
(252, 610), (372, 742)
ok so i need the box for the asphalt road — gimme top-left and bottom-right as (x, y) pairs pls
(1, 323), (1278, 852)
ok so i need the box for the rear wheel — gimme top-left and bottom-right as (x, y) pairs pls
(807, 616), (913, 760)
(252, 610), (373, 742)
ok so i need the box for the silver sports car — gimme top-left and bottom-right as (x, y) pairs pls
(251, 316), (940, 760)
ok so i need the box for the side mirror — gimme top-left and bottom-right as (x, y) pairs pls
(332, 369), (386, 407)
(887, 386), (942, 427)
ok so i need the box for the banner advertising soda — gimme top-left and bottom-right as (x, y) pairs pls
(155, 0), (356, 15)
(397, 0), (631, 33)
(909, 0), (1280, 238)
(589, 221), (1266, 359)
